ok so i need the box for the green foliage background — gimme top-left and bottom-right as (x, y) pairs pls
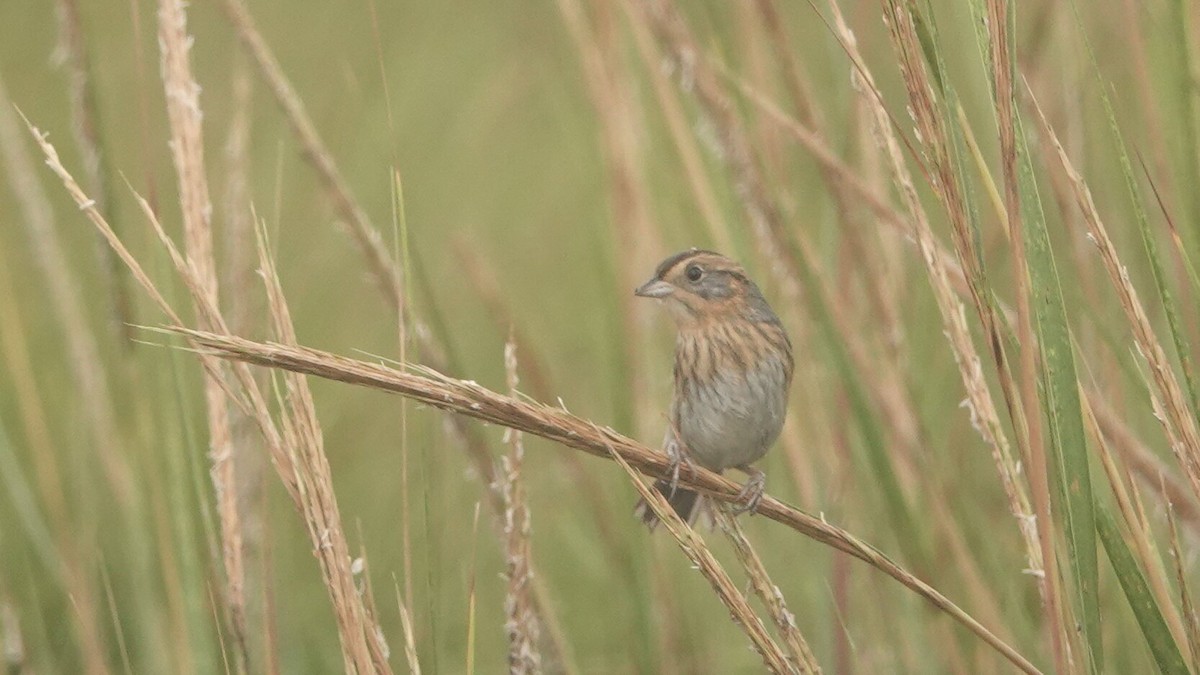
(1, 0), (1199, 673)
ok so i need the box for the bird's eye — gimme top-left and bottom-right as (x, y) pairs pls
(685, 264), (703, 282)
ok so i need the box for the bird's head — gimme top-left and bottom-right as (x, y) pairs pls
(634, 249), (772, 326)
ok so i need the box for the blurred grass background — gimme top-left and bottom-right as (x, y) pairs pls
(1, 0), (1199, 672)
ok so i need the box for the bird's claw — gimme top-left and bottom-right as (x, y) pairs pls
(732, 471), (766, 515)
(665, 437), (694, 498)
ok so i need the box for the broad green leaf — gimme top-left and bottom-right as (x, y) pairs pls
(1015, 110), (1102, 672)
(1097, 507), (1190, 674)
(959, 0), (1102, 667)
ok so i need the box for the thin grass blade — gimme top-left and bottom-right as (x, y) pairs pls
(1096, 508), (1189, 674)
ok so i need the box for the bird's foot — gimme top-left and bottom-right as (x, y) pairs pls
(665, 436), (695, 498)
(732, 466), (765, 515)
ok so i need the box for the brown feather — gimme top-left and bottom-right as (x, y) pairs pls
(635, 249), (793, 530)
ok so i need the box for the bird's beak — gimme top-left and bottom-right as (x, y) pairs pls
(634, 279), (673, 298)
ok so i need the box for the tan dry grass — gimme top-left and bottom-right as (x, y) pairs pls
(714, 509), (821, 673)
(822, 0), (1077, 665)
(218, 3), (577, 661)
(454, 238), (632, 579)
(827, 0), (1044, 590)
(719, 18), (1200, 550)
(9, 0), (1200, 671)
(156, 0), (246, 666)
(394, 577), (422, 675)
(152, 324), (1039, 673)
(1089, 393), (1200, 532)
(26, 115), (393, 675)
(220, 55), (270, 670)
(1028, 85), (1200, 507)
(499, 338), (542, 673)
(973, 1), (1069, 663)
(635, 0), (930, 544)
(606, 443), (795, 674)
(1084, 397), (1193, 668)
(1166, 502), (1200, 666)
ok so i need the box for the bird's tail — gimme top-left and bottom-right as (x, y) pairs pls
(634, 479), (707, 530)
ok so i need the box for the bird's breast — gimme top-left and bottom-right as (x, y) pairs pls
(673, 351), (790, 471)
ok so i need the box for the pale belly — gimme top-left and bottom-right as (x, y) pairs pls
(673, 361), (789, 471)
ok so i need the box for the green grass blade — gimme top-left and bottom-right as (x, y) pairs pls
(1167, 0), (1200, 258)
(913, 0), (986, 279)
(1096, 507), (1190, 674)
(1072, 1), (1200, 437)
(1140, 155), (1200, 300)
(958, 0), (1103, 665)
(165, 347), (219, 674)
(0, 418), (61, 579)
(1015, 112), (1101, 671)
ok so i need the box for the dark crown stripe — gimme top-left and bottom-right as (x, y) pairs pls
(654, 248), (722, 279)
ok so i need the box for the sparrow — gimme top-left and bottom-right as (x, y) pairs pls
(633, 249), (793, 528)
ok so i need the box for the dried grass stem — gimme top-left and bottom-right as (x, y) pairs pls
(167, 325), (1039, 674)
